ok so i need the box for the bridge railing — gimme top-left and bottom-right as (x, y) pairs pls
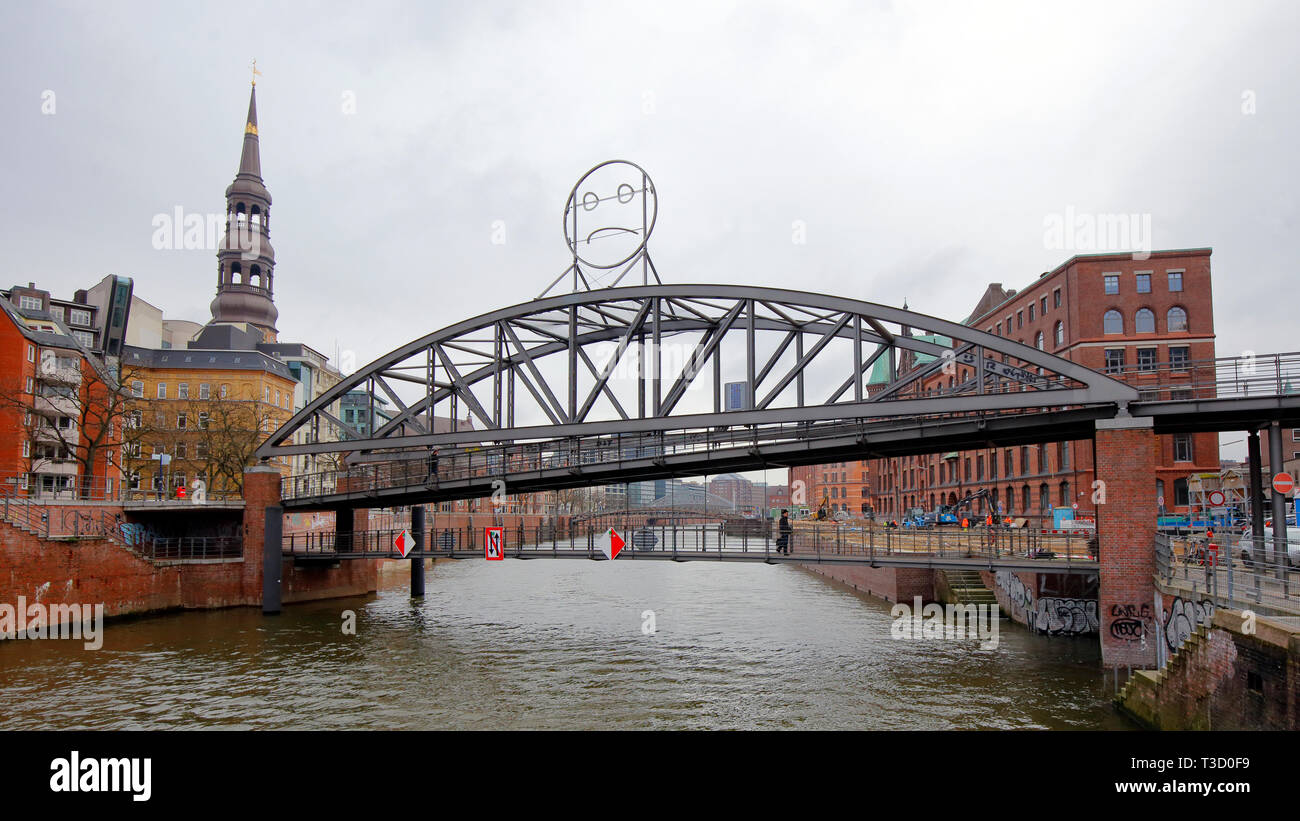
(283, 520), (1095, 565)
(1117, 350), (1300, 402)
(132, 536), (244, 562)
(1156, 532), (1298, 618)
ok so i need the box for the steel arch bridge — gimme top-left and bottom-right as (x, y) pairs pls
(257, 285), (1138, 509)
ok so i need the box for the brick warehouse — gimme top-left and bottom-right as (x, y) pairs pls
(867, 248), (1218, 522)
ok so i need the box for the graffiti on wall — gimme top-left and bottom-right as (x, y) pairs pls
(1163, 596), (1214, 652)
(1107, 602), (1155, 643)
(993, 570), (1099, 636)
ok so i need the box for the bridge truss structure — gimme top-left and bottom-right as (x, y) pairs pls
(257, 285), (1140, 509)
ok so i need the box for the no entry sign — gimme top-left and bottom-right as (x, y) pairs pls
(485, 526), (504, 560)
(1273, 472), (1295, 495)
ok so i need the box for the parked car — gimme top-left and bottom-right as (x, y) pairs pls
(1236, 527), (1300, 568)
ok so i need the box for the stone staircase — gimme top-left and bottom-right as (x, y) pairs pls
(941, 569), (998, 606)
(1114, 622), (1212, 728)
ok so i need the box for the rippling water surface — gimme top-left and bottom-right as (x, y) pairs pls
(0, 560), (1132, 729)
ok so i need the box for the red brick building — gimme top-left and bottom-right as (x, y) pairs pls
(868, 248), (1218, 521)
(789, 460), (874, 517)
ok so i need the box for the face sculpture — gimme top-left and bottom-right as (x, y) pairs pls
(564, 161), (658, 270)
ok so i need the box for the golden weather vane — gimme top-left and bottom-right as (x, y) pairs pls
(251, 58), (263, 86)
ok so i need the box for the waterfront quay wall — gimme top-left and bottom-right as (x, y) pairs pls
(798, 562), (935, 604)
(1116, 605), (1300, 730)
(980, 570), (1100, 636)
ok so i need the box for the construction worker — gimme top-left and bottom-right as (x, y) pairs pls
(985, 513), (993, 528)
(961, 516), (970, 530)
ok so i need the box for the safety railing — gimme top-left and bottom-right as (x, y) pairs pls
(283, 520), (1096, 566)
(1155, 532), (1298, 617)
(0, 473), (244, 504)
(132, 536), (244, 562)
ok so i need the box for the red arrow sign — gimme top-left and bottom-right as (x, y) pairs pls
(1273, 472), (1294, 495)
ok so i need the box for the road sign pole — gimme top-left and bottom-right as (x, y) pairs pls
(1269, 422), (1287, 578)
(411, 505), (425, 599)
(1248, 429), (1266, 567)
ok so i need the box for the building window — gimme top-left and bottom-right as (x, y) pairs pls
(1039, 484), (1050, 512)
(1169, 346), (1190, 371)
(1053, 288), (1061, 308)
(68, 308), (91, 326)
(1136, 272), (1151, 293)
(220, 384), (228, 398)
(1103, 310), (1123, 334)
(176, 442), (187, 459)
(1020, 445), (1031, 475)
(1060, 442), (1070, 470)
(19, 295), (43, 310)
(1104, 348), (1125, 373)
(130, 380), (143, 398)
(1174, 477), (1190, 506)
(27, 345), (35, 362)
(178, 383), (189, 399)
(1005, 451), (1013, 477)
(1035, 331), (1044, 350)
(1168, 271), (1183, 292)
(157, 382), (167, 399)
(1016, 310), (1023, 329)
(1135, 308), (1155, 334)
(995, 322), (1001, 336)
(198, 411), (209, 429)
(1104, 274), (1119, 295)
(197, 442), (209, 458)
(177, 413), (187, 429)
(1028, 304), (1035, 322)
(1167, 306), (1188, 332)
(199, 383), (211, 400)
(1137, 347), (1157, 372)
(72, 330), (94, 348)
(1022, 485), (1030, 512)
(1174, 434), (1193, 462)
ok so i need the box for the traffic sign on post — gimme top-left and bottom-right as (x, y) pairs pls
(597, 528), (625, 560)
(1207, 490), (1226, 506)
(485, 526), (504, 560)
(1272, 472), (1294, 495)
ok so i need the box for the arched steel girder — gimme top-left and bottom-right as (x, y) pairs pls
(255, 284), (1137, 462)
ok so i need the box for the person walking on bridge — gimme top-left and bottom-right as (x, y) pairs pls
(777, 509), (793, 554)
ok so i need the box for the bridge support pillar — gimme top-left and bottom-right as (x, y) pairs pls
(411, 505), (425, 599)
(243, 466), (283, 611)
(263, 505), (282, 614)
(1094, 417), (1159, 668)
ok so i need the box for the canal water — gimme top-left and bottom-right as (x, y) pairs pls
(0, 559), (1133, 730)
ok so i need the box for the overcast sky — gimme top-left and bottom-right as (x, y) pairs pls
(3, 1), (1297, 463)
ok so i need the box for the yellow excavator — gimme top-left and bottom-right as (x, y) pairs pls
(816, 491), (831, 521)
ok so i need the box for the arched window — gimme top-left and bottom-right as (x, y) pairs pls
(230, 262), (242, 284)
(1022, 485), (1030, 512)
(1167, 306), (1188, 332)
(1035, 331), (1045, 350)
(1103, 310), (1123, 334)
(1135, 308), (1155, 334)
(1054, 321), (1064, 346)
(1039, 483), (1050, 512)
(1005, 486), (1015, 514)
(1059, 481), (1070, 506)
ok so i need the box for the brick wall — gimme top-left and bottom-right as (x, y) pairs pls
(798, 563), (934, 603)
(1116, 608), (1299, 730)
(1095, 420), (1159, 667)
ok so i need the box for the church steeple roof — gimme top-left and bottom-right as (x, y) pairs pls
(226, 83), (270, 203)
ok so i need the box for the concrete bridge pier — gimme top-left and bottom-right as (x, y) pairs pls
(411, 505), (425, 599)
(1094, 417), (1158, 668)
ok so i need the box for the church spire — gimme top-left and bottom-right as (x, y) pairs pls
(210, 81), (278, 341)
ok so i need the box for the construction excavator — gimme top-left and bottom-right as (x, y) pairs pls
(816, 491), (831, 521)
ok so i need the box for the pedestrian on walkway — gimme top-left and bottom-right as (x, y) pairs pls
(778, 509), (792, 554)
